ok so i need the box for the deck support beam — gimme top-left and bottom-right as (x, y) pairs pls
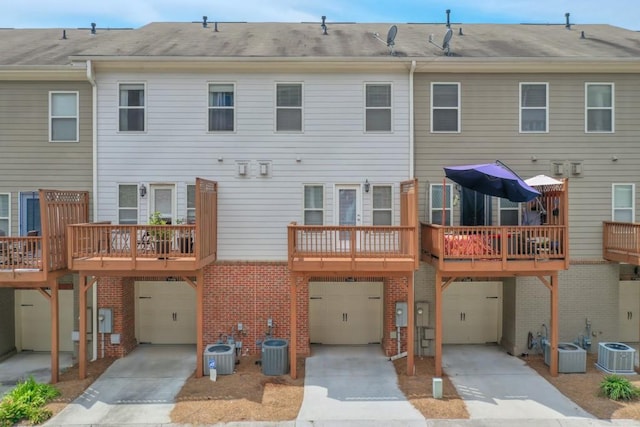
(290, 274), (298, 379)
(407, 273), (415, 376)
(196, 270), (204, 378)
(435, 271), (443, 377)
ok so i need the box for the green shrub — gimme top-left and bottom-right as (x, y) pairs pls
(0, 376), (60, 426)
(600, 374), (640, 401)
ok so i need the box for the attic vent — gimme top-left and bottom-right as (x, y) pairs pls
(565, 12), (571, 29)
(321, 15), (327, 35)
(90, 22), (96, 35)
(458, 27), (463, 36)
(202, 15), (208, 28)
(62, 30), (67, 40)
(214, 22), (218, 32)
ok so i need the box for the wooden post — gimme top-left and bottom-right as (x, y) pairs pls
(290, 274), (297, 379)
(550, 272), (559, 377)
(435, 271), (443, 377)
(79, 273), (87, 380)
(407, 274), (415, 376)
(50, 280), (59, 383)
(196, 270), (204, 378)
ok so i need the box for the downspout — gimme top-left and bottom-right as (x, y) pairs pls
(86, 60), (98, 361)
(409, 60), (416, 178)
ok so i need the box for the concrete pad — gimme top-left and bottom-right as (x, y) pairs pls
(297, 345), (425, 423)
(45, 344), (195, 426)
(0, 352), (73, 396)
(443, 344), (593, 419)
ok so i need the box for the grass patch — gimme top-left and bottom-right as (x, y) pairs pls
(0, 376), (60, 426)
(600, 374), (640, 401)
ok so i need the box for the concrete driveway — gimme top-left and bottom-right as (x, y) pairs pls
(0, 352), (73, 397)
(442, 344), (593, 420)
(297, 345), (425, 426)
(45, 344), (195, 426)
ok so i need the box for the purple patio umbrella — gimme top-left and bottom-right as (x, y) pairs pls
(444, 161), (541, 203)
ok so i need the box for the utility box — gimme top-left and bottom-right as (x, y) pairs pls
(98, 308), (113, 333)
(415, 301), (429, 327)
(395, 302), (407, 327)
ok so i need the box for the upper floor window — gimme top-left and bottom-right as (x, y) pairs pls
(118, 184), (138, 224)
(0, 194), (9, 235)
(499, 198), (520, 225)
(520, 83), (548, 132)
(304, 185), (323, 225)
(276, 83), (302, 132)
(429, 183), (452, 225)
(208, 83), (235, 131)
(365, 84), (392, 132)
(119, 83), (145, 132)
(431, 83), (460, 133)
(49, 91), (78, 142)
(372, 185), (392, 225)
(586, 83), (614, 133)
(613, 183), (634, 222)
(186, 184), (196, 224)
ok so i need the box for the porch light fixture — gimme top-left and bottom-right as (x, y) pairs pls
(139, 184), (147, 198)
(364, 179), (370, 193)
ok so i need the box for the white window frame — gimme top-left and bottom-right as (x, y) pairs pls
(364, 82), (393, 133)
(372, 185), (393, 225)
(275, 82), (303, 133)
(612, 183), (634, 222)
(303, 184), (324, 225)
(118, 82), (146, 133)
(118, 184), (139, 225)
(186, 184), (196, 224)
(429, 183), (453, 225)
(208, 82), (236, 132)
(431, 82), (460, 133)
(49, 91), (79, 142)
(519, 82), (548, 133)
(0, 193), (10, 236)
(499, 198), (521, 225)
(585, 82), (614, 133)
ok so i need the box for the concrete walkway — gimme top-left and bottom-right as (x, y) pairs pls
(45, 344), (195, 426)
(442, 344), (594, 420)
(296, 344), (425, 426)
(0, 351), (73, 397)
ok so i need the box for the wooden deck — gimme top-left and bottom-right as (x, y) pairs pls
(603, 221), (640, 265)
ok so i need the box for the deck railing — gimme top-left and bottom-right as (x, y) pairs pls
(421, 223), (567, 261)
(288, 224), (417, 260)
(0, 237), (43, 270)
(603, 222), (640, 261)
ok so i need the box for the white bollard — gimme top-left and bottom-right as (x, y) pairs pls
(209, 359), (217, 382)
(432, 377), (443, 399)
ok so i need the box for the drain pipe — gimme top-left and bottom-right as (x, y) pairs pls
(86, 60), (98, 361)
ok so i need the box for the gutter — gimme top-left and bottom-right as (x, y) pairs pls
(409, 60), (416, 178)
(86, 59), (98, 361)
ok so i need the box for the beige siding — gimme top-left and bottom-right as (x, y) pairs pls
(415, 73), (640, 259)
(0, 81), (93, 235)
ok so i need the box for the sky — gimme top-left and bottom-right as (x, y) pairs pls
(2, 0), (638, 31)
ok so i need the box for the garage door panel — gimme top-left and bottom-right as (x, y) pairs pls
(443, 281), (501, 344)
(136, 281), (195, 344)
(16, 290), (74, 352)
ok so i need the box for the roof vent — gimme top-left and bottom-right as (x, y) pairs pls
(580, 30), (586, 39)
(458, 27), (463, 36)
(565, 12), (571, 29)
(321, 15), (328, 35)
(202, 15), (208, 28)
(446, 9), (451, 28)
(90, 22), (96, 35)
(62, 29), (67, 40)
(214, 21), (218, 32)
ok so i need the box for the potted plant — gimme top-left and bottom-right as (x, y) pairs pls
(148, 211), (173, 257)
(176, 218), (193, 254)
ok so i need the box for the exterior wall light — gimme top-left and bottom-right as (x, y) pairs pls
(139, 184), (147, 198)
(364, 179), (370, 193)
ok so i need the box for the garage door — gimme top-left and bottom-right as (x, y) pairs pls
(15, 289), (74, 352)
(135, 281), (196, 344)
(309, 281), (382, 345)
(443, 281), (502, 344)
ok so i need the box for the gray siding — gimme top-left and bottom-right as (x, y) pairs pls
(0, 289), (15, 359)
(415, 73), (640, 260)
(0, 81), (93, 235)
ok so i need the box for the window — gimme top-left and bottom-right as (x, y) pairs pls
(276, 83), (302, 132)
(208, 83), (234, 131)
(119, 83), (145, 132)
(430, 184), (452, 225)
(49, 92), (78, 142)
(186, 184), (196, 224)
(499, 199), (520, 225)
(613, 183), (634, 222)
(365, 84), (391, 132)
(0, 194), (9, 235)
(431, 83), (460, 132)
(586, 83), (614, 132)
(118, 184), (138, 224)
(372, 185), (392, 225)
(520, 83), (548, 132)
(303, 185), (323, 225)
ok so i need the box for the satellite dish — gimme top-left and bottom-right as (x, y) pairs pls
(387, 25), (398, 47)
(428, 28), (453, 56)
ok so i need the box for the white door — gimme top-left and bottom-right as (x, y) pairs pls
(335, 185), (362, 249)
(619, 281), (640, 342)
(136, 281), (196, 344)
(443, 281), (502, 344)
(309, 281), (382, 345)
(16, 289), (74, 352)
(149, 184), (175, 224)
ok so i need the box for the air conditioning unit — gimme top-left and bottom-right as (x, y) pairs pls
(543, 341), (586, 373)
(596, 342), (636, 375)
